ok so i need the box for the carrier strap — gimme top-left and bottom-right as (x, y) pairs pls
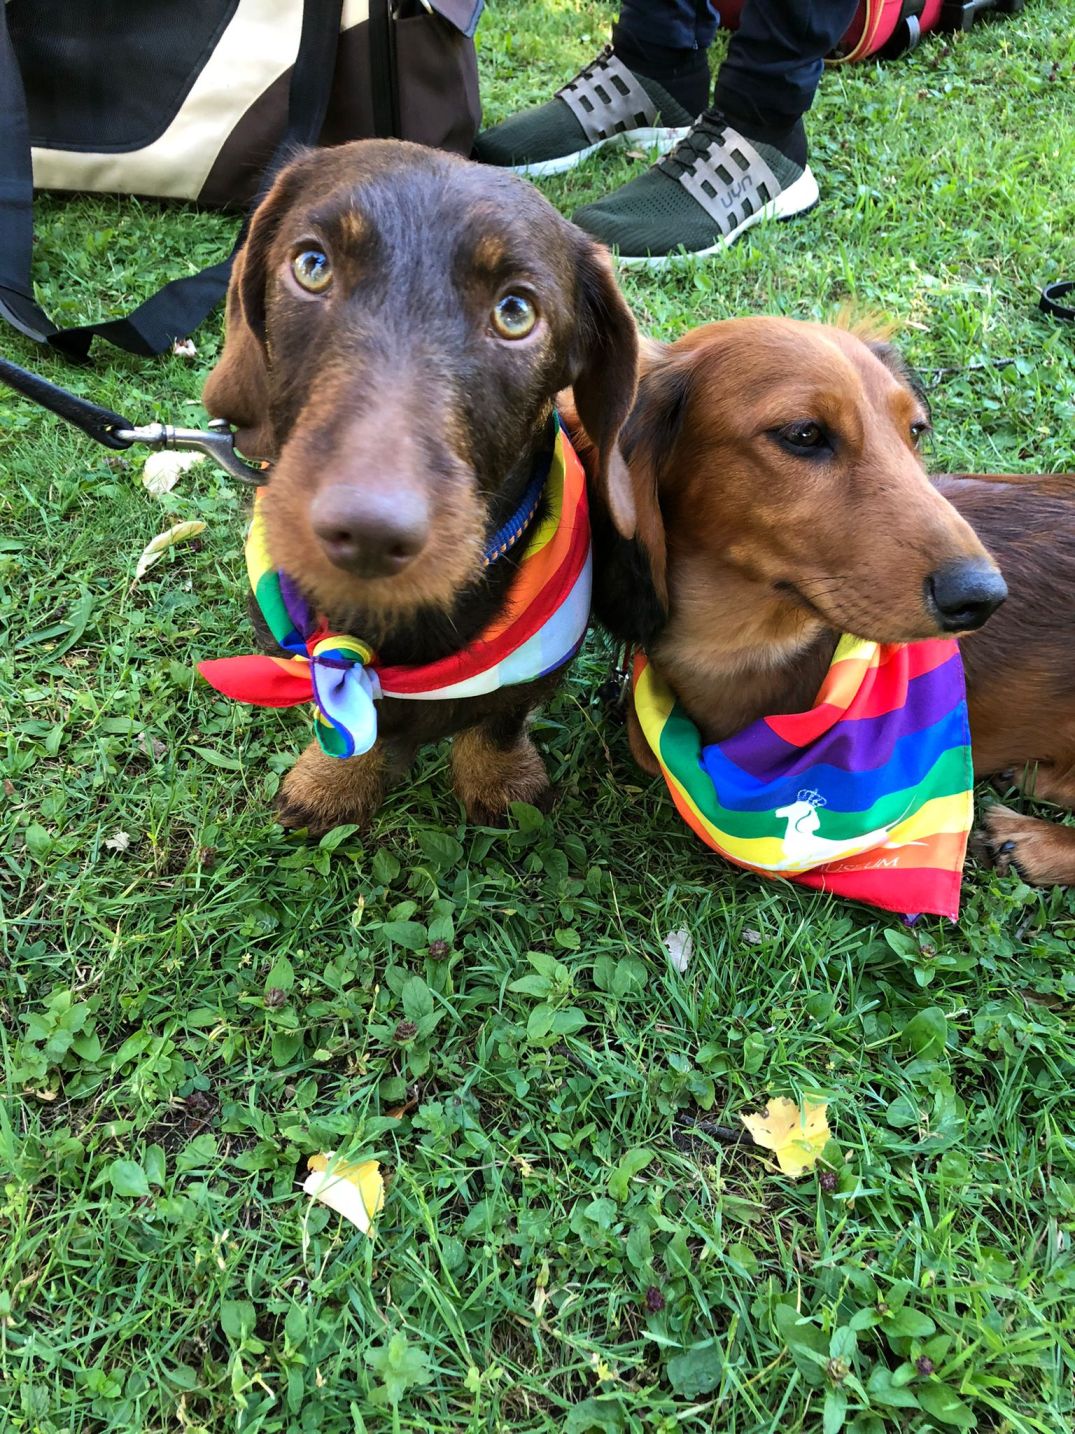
(1040, 281), (1075, 322)
(0, 0), (342, 360)
(368, 0), (402, 140)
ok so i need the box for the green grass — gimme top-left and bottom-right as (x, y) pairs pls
(2, 4), (1075, 1430)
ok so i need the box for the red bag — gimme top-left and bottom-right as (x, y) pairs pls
(831, 1), (945, 61)
(718, 0), (1023, 63)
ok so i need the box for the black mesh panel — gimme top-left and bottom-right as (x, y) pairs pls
(9, 0), (240, 151)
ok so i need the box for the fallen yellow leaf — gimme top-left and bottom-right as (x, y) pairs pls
(141, 450), (204, 495)
(741, 1097), (830, 1178)
(302, 1154), (384, 1237)
(133, 520), (206, 581)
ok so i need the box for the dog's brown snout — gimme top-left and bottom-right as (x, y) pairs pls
(926, 558), (1007, 633)
(311, 484), (430, 578)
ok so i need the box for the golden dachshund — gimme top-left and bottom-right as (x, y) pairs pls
(587, 317), (1075, 886)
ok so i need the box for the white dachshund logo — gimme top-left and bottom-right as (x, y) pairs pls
(773, 789), (901, 872)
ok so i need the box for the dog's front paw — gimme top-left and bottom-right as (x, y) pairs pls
(466, 779), (556, 829)
(452, 728), (553, 826)
(275, 741), (385, 838)
(274, 784), (361, 839)
(978, 804), (1075, 886)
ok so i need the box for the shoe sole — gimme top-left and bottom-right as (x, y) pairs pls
(613, 167), (821, 270)
(504, 125), (692, 179)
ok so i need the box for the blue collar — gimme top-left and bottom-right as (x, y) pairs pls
(481, 420), (557, 567)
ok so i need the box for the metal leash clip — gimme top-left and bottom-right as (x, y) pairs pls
(111, 417), (268, 485)
(597, 643), (632, 716)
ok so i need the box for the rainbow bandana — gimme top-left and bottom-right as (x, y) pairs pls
(198, 422), (590, 757)
(633, 636), (974, 919)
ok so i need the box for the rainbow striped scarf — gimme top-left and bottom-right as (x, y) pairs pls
(633, 636), (974, 919)
(199, 423), (590, 758)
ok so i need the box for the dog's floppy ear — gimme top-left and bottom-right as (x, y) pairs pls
(202, 158), (310, 459)
(612, 346), (695, 609)
(202, 249), (275, 460)
(867, 338), (932, 422)
(569, 243), (640, 541)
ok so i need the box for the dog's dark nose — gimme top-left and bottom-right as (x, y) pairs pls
(926, 559), (1007, 632)
(311, 485), (429, 578)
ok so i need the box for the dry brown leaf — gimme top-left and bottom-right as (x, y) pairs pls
(741, 1097), (830, 1178)
(385, 1092), (418, 1120)
(136, 731), (167, 762)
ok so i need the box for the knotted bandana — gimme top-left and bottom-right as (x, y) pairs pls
(198, 422), (591, 758)
(633, 635), (974, 919)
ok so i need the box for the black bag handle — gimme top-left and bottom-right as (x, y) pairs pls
(0, 0), (343, 361)
(369, 0), (401, 140)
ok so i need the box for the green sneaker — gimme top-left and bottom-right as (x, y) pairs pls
(473, 46), (694, 179)
(573, 112), (820, 268)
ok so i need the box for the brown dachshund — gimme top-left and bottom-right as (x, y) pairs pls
(202, 139), (638, 835)
(588, 316), (1075, 887)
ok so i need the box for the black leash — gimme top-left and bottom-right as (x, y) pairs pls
(0, 351), (265, 483)
(0, 350), (132, 448)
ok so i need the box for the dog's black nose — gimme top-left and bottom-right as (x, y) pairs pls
(311, 485), (429, 578)
(926, 558), (1007, 632)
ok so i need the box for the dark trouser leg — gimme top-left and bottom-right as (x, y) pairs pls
(615, 0), (720, 51)
(714, 0), (860, 133)
(612, 1), (720, 116)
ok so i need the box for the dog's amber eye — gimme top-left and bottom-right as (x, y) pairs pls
(492, 293), (537, 339)
(291, 248), (333, 294)
(780, 421), (826, 450)
(910, 420), (931, 446)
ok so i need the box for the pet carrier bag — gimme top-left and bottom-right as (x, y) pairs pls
(0, 0), (483, 357)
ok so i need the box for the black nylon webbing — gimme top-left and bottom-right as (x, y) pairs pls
(368, 0), (402, 139)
